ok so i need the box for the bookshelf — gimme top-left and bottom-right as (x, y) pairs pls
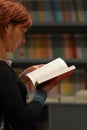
(9, 0), (87, 99)
(28, 22), (87, 34)
(9, 1), (87, 129)
(10, 0), (87, 68)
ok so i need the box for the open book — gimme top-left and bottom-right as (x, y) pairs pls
(26, 58), (76, 87)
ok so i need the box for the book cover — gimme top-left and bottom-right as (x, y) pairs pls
(26, 58), (76, 87)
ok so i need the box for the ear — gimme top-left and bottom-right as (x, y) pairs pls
(0, 28), (7, 39)
(4, 24), (13, 37)
(4, 25), (9, 32)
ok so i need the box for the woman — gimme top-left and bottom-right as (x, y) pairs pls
(0, 0), (59, 130)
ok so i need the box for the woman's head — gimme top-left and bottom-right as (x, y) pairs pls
(0, 0), (32, 52)
(0, 0), (32, 36)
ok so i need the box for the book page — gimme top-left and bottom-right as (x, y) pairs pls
(26, 58), (76, 87)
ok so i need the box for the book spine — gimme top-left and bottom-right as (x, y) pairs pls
(69, 0), (76, 22)
(37, 0), (46, 22)
(60, 0), (68, 22)
(81, 0), (87, 21)
(42, 0), (54, 22)
(69, 72), (76, 95)
(60, 78), (71, 96)
(74, 70), (81, 92)
(84, 35), (87, 57)
(76, 0), (84, 22)
(73, 0), (79, 21)
(51, 34), (63, 58)
(28, 34), (53, 59)
(64, 0), (72, 22)
(29, 1), (40, 22)
(62, 34), (71, 59)
(80, 69), (86, 90)
(28, 36), (36, 59)
(75, 34), (83, 59)
(52, 0), (63, 22)
(43, 34), (53, 59)
(69, 34), (77, 58)
(34, 34), (42, 59)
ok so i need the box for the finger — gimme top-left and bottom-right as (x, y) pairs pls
(23, 64), (45, 74)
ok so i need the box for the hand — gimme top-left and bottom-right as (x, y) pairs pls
(19, 64), (44, 90)
(36, 77), (59, 93)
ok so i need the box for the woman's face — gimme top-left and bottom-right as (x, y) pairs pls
(5, 23), (28, 52)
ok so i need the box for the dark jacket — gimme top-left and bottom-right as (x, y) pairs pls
(0, 60), (43, 130)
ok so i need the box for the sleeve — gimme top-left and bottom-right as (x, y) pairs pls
(33, 89), (47, 106)
(0, 62), (44, 130)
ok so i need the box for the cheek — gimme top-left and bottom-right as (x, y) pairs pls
(6, 35), (16, 52)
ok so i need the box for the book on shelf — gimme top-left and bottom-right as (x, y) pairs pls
(26, 57), (76, 87)
(51, 34), (63, 58)
(60, 0), (68, 22)
(42, 0), (54, 22)
(75, 34), (83, 59)
(28, 34), (53, 59)
(37, 0), (46, 22)
(52, 0), (63, 22)
(63, 34), (71, 58)
(65, 0), (76, 22)
(68, 34), (77, 58)
(60, 78), (72, 95)
(76, 0), (84, 22)
(73, 0), (79, 21)
(25, 1), (40, 22)
(69, 0), (76, 22)
(81, 0), (87, 21)
(29, 0), (54, 22)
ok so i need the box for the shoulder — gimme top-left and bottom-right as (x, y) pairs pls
(0, 60), (16, 80)
(0, 60), (11, 70)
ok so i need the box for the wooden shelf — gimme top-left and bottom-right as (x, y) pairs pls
(28, 22), (87, 34)
(12, 58), (87, 69)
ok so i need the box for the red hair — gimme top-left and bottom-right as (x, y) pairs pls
(0, 0), (32, 36)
